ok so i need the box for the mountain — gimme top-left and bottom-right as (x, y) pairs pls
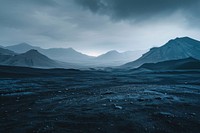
(5, 43), (93, 63)
(92, 50), (146, 66)
(41, 48), (94, 63)
(122, 37), (200, 68)
(96, 50), (145, 61)
(5, 43), (146, 66)
(5, 43), (42, 53)
(95, 50), (121, 60)
(139, 57), (200, 70)
(0, 47), (16, 55)
(0, 49), (76, 68)
(0, 48), (16, 63)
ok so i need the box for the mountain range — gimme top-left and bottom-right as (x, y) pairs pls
(1, 37), (200, 69)
(91, 50), (145, 66)
(0, 45), (144, 68)
(0, 49), (78, 68)
(122, 37), (200, 68)
(4, 43), (145, 66)
(5, 43), (93, 63)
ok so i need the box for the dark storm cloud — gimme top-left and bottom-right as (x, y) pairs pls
(75, 0), (200, 22)
(0, 0), (57, 28)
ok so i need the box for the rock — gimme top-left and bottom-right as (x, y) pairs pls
(189, 112), (196, 116)
(102, 104), (107, 106)
(115, 105), (123, 109)
(156, 112), (175, 118)
(101, 91), (115, 95)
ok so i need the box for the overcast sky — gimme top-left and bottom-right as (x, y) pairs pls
(0, 0), (200, 56)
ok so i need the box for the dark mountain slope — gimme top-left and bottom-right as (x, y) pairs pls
(122, 37), (200, 68)
(0, 47), (16, 55)
(0, 49), (77, 68)
(6, 43), (93, 63)
(5, 43), (42, 53)
(139, 57), (200, 70)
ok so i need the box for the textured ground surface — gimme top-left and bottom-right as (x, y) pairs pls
(0, 69), (200, 133)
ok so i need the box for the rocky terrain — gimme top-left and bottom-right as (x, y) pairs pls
(0, 66), (200, 133)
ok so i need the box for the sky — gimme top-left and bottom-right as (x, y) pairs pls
(0, 0), (200, 56)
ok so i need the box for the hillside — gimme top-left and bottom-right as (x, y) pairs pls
(0, 47), (16, 55)
(0, 49), (76, 68)
(139, 57), (200, 70)
(122, 37), (200, 68)
(5, 43), (93, 63)
(5, 43), (146, 66)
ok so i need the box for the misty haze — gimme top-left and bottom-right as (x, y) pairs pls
(0, 0), (200, 133)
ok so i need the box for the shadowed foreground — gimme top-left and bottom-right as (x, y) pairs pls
(0, 67), (200, 133)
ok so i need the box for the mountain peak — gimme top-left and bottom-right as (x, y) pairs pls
(122, 37), (200, 68)
(168, 36), (198, 44)
(67, 47), (78, 52)
(67, 47), (75, 50)
(175, 36), (193, 40)
(98, 50), (120, 56)
(16, 42), (32, 47)
(107, 50), (120, 54)
(26, 49), (39, 53)
(23, 49), (43, 57)
(6, 43), (42, 54)
(20, 42), (30, 45)
(95, 50), (121, 61)
(163, 36), (200, 48)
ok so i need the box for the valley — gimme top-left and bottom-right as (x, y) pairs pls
(0, 66), (200, 133)
(1, 37), (200, 133)
(1, 0), (200, 132)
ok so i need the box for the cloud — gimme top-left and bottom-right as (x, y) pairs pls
(0, 0), (57, 28)
(0, 0), (200, 55)
(75, 0), (200, 24)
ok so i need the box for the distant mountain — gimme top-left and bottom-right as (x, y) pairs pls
(96, 50), (121, 60)
(0, 48), (15, 63)
(139, 57), (200, 70)
(122, 37), (200, 68)
(0, 47), (16, 55)
(41, 48), (94, 63)
(5, 43), (93, 63)
(93, 50), (146, 66)
(5, 43), (146, 66)
(5, 43), (42, 53)
(0, 49), (77, 68)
